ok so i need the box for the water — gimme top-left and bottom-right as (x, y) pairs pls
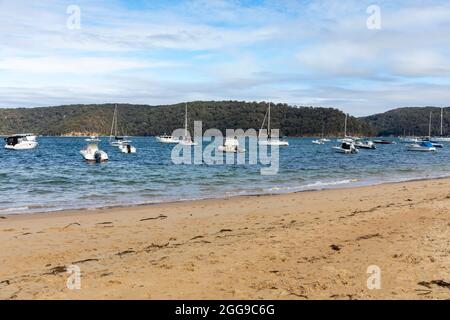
(1, 137), (450, 215)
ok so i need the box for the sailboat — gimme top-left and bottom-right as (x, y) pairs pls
(431, 107), (450, 142)
(109, 105), (137, 152)
(313, 123), (330, 144)
(179, 103), (198, 146)
(422, 111), (443, 148)
(333, 114), (358, 154)
(258, 102), (289, 146)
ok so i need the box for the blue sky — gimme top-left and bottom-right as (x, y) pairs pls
(1, 0), (450, 116)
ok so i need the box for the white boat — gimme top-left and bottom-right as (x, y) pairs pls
(422, 111), (444, 148)
(431, 108), (450, 142)
(179, 103), (198, 146)
(407, 141), (436, 152)
(4, 134), (38, 150)
(354, 140), (376, 149)
(320, 138), (331, 142)
(118, 142), (136, 153)
(258, 102), (289, 146)
(80, 137), (109, 162)
(156, 135), (180, 144)
(218, 137), (245, 153)
(109, 104), (137, 152)
(312, 139), (324, 145)
(400, 137), (420, 143)
(333, 141), (359, 154)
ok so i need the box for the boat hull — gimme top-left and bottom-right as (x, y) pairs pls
(259, 140), (289, 146)
(80, 150), (109, 162)
(156, 136), (180, 144)
(4, 141), (38, 150)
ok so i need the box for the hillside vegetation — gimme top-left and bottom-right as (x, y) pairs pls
(362, 107), (450, 136)
(0, 101), (374, 137)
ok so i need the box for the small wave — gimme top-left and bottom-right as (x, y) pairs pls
(0, 206), (30, 213)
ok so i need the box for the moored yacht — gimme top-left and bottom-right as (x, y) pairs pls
(4, 134), (38, 150)
(179, 103), (198, 146)
(156, 135), (180, 144)
(258, 102), (289, 146)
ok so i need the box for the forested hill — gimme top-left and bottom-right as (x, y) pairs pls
(361, 107), (450, 136)
(0, 101), (374, 137)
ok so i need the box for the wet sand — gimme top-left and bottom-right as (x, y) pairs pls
(0, 178), (449, 299)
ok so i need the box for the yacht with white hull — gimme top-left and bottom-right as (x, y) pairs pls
(4, 134), (38, 150)
(258, 102), (289, 146)
(156, 135), (180, 144)
(179, 103), (198, 146)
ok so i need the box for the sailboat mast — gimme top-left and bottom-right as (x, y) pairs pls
(184, 103), (188, 138)
(344, 113), (348, 137)
(441, 107), (443, 136)
(110, 105), (117, 142)
(429, 111), (432, 138)
(268, 102), (271, 138)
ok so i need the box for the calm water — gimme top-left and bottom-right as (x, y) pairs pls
(1, 137), (450, 215)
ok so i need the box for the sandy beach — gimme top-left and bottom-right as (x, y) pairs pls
(0, 178), (449, 300)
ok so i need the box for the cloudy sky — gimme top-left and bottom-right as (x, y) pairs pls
(1, 0), (449, 116)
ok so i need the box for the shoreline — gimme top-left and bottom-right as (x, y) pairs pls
(3, 174), (450, 218)
(1, 177), (449, 299)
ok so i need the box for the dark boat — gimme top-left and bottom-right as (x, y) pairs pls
(373, 139), (396, 145)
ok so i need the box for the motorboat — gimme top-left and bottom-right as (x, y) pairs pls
(422, 138), (443, 148)
(312, 139), (324, 145)
(259, 139), (289, 146)
(156, 135), (180, 144)
(373, 139), (396, 145)
(407, 141), (436, 152)
(258, 102), (289, 146)
(400, 137), (420, 143)
(118, 142), (136, 153)
(354, 140), (376, 149)
(4, 134), (38, 150)
(218, 137), (245, 153)
(333, 141), (359, 154)
(80, 137), (108, 162)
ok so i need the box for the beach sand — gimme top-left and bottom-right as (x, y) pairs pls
(0, 178), (449, 300)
